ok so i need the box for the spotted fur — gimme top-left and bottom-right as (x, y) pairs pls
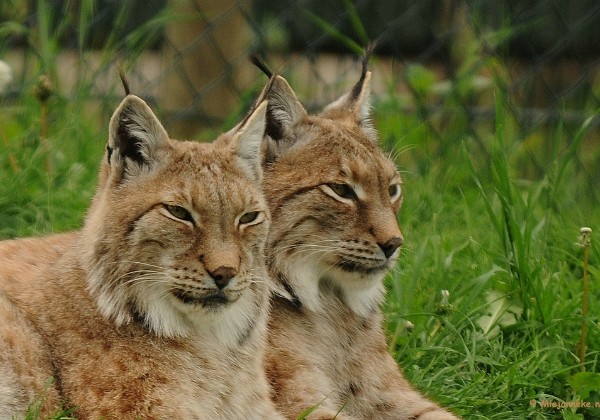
(0, 97), (284, 418)
(252, 54), (459, 419)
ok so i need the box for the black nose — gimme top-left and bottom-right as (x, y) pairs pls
(379, 237), (403, 259)
(208, 266), (237, 289)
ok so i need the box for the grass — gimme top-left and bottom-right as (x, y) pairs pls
(0, 93), (103, 238)
(2, 77), (598, 420)
(1, 3), (600, 420)
(378, 86), (600, 418)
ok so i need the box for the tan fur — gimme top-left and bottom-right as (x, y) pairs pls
(253, 64), (459, 419)
(0, 97), (284, 419)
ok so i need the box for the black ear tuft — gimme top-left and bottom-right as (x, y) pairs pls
(249, 55), (273, 78)
(117, 64), (131, 96)
(349, 41), (377, 102)
(237, 55), (277, 139)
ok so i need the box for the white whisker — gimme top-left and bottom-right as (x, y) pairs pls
(107, 260), (169, 270)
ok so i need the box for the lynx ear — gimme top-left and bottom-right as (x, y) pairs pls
(252, 75), (307, 163)
(250, 55), (306, 142)
(323, 46), (378, 141)
(231, 100), (268, 182)
(261, 75), (307, 141)
(107, 95), (170, 182)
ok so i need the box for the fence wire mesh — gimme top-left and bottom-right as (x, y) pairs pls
(1, 0), (599, 176)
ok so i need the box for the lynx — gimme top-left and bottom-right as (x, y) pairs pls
(0, 94), (284, 419)
(251, 53), (459, 419)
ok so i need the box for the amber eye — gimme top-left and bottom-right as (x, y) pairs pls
(239, 211), (261, 225)
(165, 205), (193, 222)
(327, 183), (356, 200)
(388, 184), (402, 200)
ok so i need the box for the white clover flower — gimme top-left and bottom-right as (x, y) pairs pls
(0, 60), (13, 94)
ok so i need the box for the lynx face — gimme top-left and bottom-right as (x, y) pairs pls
(82, 96), (270, 342)
(254, 56), (457, 420)
(259, 69), (403, 316)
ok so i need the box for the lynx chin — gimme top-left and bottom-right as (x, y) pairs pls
(249, 50), (460, 419)
(0, 94), (284, 419)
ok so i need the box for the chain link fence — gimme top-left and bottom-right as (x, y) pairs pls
(1, 0), (599, 173)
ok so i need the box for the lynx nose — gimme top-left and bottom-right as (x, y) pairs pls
(208, 266), (237, 289)
(379, 237), (404, 259)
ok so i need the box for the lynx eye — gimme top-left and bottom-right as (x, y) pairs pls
(164, 205), (193, 222)
(238, 211), (263, 226)
(326, 183), (356, 200)
(388, 183), (402, 200)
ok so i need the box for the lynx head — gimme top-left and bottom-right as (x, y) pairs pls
(80, 95), (270, 345)
(258, 53), (403, 317)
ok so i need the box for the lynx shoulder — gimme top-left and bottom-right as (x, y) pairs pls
(0, 96), (283, 419)
(252, 52), (459, 419)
